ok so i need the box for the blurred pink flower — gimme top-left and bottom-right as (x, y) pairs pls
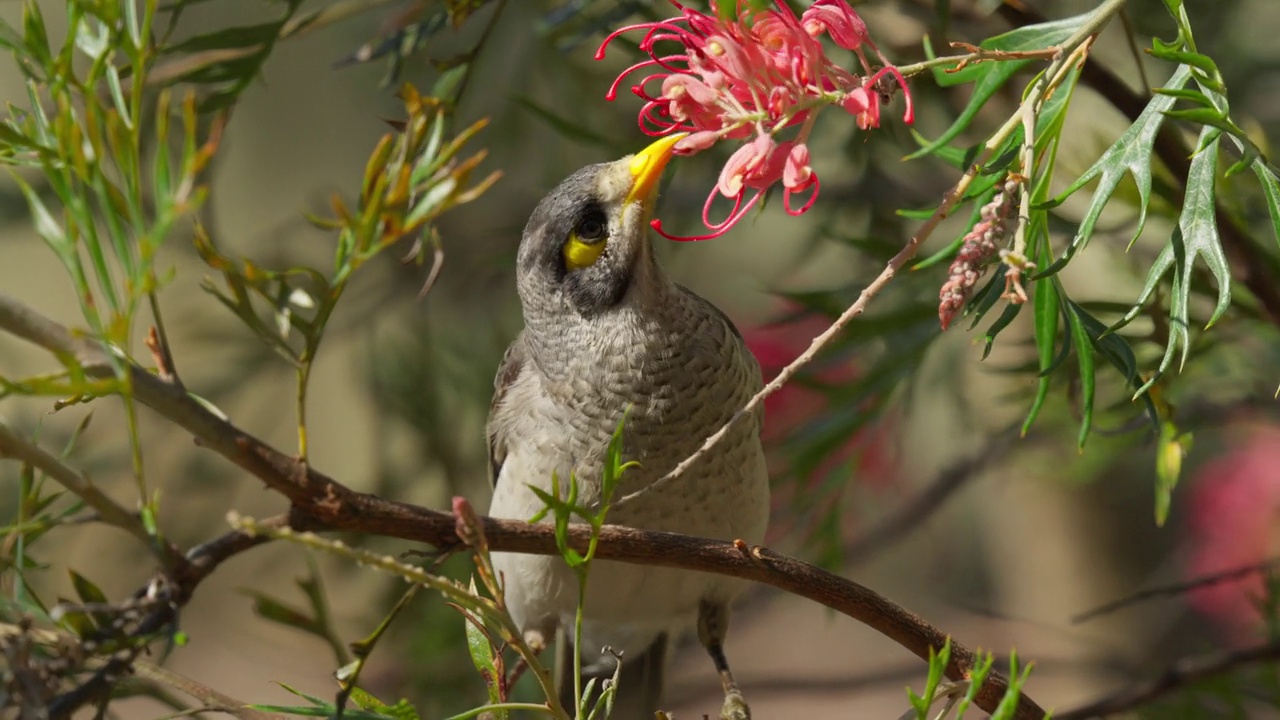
(597, 0), (912, 241)
(1186, 422), (1280, 639)
(742, 306), (896, 491)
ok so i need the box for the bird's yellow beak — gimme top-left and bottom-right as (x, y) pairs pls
(624, 133), (687, 206)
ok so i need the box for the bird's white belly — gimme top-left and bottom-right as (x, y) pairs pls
(488, 422), (769, 656)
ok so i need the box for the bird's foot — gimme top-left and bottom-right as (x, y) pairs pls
(720, 689), (751, 720)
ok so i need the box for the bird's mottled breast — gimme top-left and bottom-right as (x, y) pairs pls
(507, 285), (763, 505)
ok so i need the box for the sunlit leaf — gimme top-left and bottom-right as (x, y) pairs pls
(1121, 126), (1230, 393)
(1038, 65), (1192, 274)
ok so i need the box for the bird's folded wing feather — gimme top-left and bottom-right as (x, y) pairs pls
(487, 332), (528, 488)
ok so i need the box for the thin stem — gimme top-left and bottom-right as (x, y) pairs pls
(296, 362), (310, 460)
(146, 292), (182, 386)
(442, 703), (556, 720)
(0, 420), (162, 557)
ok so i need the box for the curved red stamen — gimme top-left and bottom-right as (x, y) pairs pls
(605, 58), (667, 101)
(639, 104), (683, 135)
(784, 174), (820, 215)
(653, 186), (763, 242)
(596, 21), (663, 60)
(651, 217), (732, 242)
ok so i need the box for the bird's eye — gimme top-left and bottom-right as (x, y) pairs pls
(575, 213), (607, 242)
(563, 209), (609, 271)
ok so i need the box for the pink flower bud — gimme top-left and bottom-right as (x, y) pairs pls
(783, 143), (813, 191)
(801, 0), (871, 51)
(718, 134), (776, 198)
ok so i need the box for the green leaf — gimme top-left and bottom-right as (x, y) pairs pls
(1154, 420), (1191, 526)
(1251, 160), (1280, 253)
(907, 11), (1094, 159)
(980, 303), (1023, 360)
(1069, 304), (1159, 431)
(1064, 303), (1095, 449)
(1123, 126), (1230, 394)
(1022, 274), (1060, 436)
(906, 637), (953, 717)
(459, 592), (503, 711)
(69, 570), (108, 605)
(1038, 65), (1192, 274)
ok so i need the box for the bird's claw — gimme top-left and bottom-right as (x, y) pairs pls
(720, 689), (751, 720)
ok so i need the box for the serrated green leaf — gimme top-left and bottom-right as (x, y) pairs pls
(1123, 127), (1230, 394)
(1038, 65), (1192, 274)
(1073, 305), (1159, 430)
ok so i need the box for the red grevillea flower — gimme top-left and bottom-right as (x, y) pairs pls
(597, 0), (913, 241)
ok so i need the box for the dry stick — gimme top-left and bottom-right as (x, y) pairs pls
(1073, 556), (1280, 625)
(843, 429), (1018, 566)
(41, 516), (282, 720)
(0, 292), (1046, 720)
(130, 662), (286, 720)
(1055, 637), (1280, 720)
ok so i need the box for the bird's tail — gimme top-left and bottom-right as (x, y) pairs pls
(556, 630), (668, 720)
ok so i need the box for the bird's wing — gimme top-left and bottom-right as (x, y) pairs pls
(487, 332), (528, 488)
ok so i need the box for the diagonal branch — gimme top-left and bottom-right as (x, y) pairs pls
(1056, 637), (1280, 719)
(0, 422), (167, 557)
(0, 291), (1047, 720)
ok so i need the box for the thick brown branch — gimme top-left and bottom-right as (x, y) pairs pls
(0, 292), (1046, 720)
(1056, 638), (1280, 719)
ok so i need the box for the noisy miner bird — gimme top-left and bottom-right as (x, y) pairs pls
(485, 134), (770, 720)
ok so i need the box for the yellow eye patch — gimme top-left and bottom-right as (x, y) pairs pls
(563, 232), (606, 271)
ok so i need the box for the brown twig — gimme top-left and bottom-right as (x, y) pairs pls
(0, 291), (1047, 720)
(844, 429), (1018, 566)
(0, 422), (168, 558)
(1056, 637), (1280, 719)
(42, 515), (283, 719)
(1073, 557), (1280, 625)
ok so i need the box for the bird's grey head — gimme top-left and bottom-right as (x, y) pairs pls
(516, 135), (684, 321)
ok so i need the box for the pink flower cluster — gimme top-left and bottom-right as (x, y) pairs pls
(938, 177), (1019, 330)
(597, 0), (913, 241)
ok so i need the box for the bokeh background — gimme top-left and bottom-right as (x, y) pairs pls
(4, 0), (1280, 717)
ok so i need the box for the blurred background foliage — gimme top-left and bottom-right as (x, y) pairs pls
(3, 0), (1280, 718)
